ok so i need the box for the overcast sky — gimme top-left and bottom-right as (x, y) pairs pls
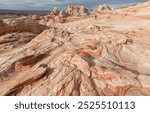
(0, 0), (145, 10)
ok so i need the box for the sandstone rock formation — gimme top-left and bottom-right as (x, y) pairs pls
(31, 14), (42, 20)
(0, 17), (47, 36)
(59, 10), (68, 18)
(67, 6), (74, 14)
(97, 4), (112, 12)
(67, 5), (89, 16)
(50, 7), (60, 17)
(0, 32), (36, 53)
(0, 2), (150, 96)
(79, 6), (89, 16)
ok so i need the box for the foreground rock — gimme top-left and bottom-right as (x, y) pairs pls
(0, 2), (150, 96)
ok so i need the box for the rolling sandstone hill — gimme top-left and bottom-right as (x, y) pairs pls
(0, 1), (150, 96)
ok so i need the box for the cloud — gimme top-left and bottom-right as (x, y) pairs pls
(0, 0), (51, 10)
(0, 0), (143, 10)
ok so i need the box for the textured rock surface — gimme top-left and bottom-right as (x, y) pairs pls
(0, 2), (150, 96)
(31, 15), (42, 20)
(67, 5), (89, 16)
(59, 10), (69, 18)
(0, 17), (47, 35)
(97, 4), (113, 12)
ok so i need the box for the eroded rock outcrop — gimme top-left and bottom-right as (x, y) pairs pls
(0, 32), (36, 52)
(0, 17), (47, 36)
(59, 10), (69, 18)
(97, 4), (112, 12)
(67, 5), (89, 16)
(31, 14), (42, 20)
(50, 7), (60, 17)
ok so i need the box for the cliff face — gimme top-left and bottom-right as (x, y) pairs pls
(0, 1), (150, 96)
